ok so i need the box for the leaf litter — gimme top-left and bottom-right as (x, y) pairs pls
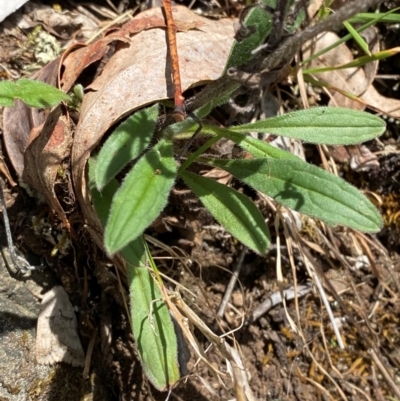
(36, 285), (85, 367)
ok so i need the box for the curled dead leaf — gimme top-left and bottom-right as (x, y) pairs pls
(22, 106), (72, 229)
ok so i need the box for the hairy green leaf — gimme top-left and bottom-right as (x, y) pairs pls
(224, 0), (307, 72)
(204, 157), (383, 232)
(228, 107), (385, 145)
(0, 78), (70, 108)
(95, 104), (159, 190)
(223, 5), (272, 72)
(180, 170), (270, 254)
(128, 266), (180, 391)
(105, 139), (177, 254)
(89, 159), (180, 391)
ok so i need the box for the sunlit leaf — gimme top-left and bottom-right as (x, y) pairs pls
(105, 139), (177, 254)
(0, 78), (70, 108)
(204, 157), (383, 232)
(228, 107), (385, 145)
(95, 104), (159, 190)
(181, 170), (270, 254)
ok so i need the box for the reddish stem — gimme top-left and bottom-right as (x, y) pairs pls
(163, 0), (185, 121)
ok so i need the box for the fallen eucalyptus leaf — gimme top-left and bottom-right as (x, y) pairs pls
(22, 106), (72, 229)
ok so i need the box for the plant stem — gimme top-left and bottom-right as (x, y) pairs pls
(162, 0), (185, 121)
(185, 0), (386, 114)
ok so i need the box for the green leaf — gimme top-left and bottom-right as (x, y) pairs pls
(223, 5), (272, 72)
(348, 10), (400, 24)
(95, 104), (159, 190)
(229, 133), (297, 159)
(0, 78), (70, 108)
(122, 239), (181, 392)
(343, 20), (371, 56)
(104, 139), (177, 254)
(204, 157), (383, 232)
(128, 265), (180, 391)
(180, 170), (270, 254)
(89, 158), (150, 266)
(228, 107), (386, 145)
(223, 0), (307, 72)
(89, 159), (180, 391)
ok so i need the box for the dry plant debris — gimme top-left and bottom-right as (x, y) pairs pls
(36, 285), (85, 367)
(303, 30), (400, 117)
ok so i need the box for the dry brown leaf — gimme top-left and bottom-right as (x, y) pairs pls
(203, 167), (232, 185)
(303, 30), (377, 110)
(303, 30), (400, 117)
(36, 286), (85, 367)
(17, 2), (99, 40)
(360, 84), (400, 118)
(70, 6), (234, 238)
(32, 6), (99, 39)
(329, 144), (379, 172)
(22, 106), (72, 229)
(60, 8), (205, 94)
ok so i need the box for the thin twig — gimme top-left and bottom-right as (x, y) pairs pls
(177, 112), (203, 160)
(217, 247), (247, 319)
(0, 178), (42, 273)
(251, 283), (312, 322)
(370, 365), (386, 401)
(368, 348), (400, 400)
(162, 0), (185, 121)
(313, 271), (345, 349)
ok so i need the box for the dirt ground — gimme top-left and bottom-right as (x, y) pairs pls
(0, 1), (400, 400)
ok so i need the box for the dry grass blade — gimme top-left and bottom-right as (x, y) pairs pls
(170, 293), (256, 401)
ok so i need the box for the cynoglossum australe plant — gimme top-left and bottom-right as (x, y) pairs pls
(89, 0), (387, 392)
